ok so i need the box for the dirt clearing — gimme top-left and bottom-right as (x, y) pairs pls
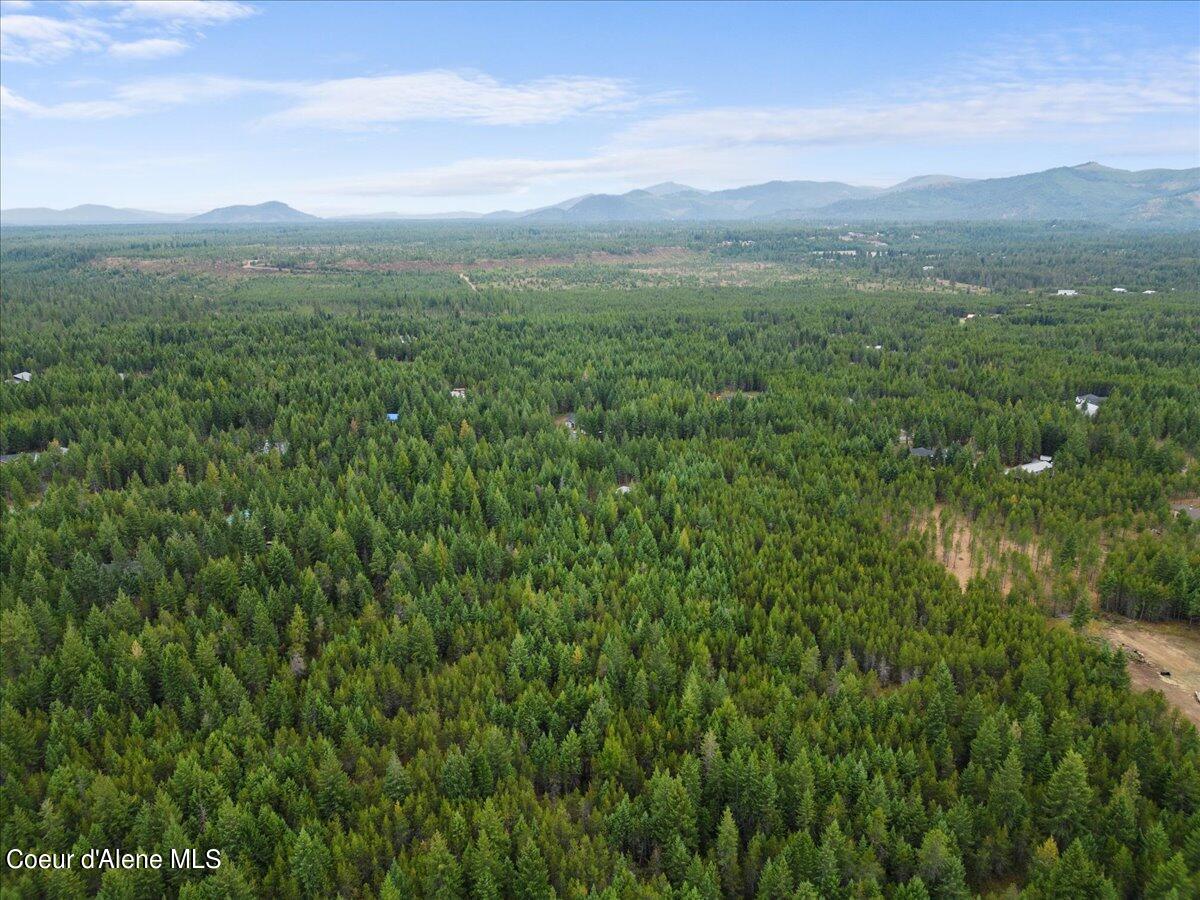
(1094, 616), (1200, 727)
(916, 504), (1047, 591)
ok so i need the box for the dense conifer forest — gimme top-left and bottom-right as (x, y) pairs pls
(1, 223), (1198, 898)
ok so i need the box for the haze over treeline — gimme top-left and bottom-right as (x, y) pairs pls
(4, 163), (1198, 227)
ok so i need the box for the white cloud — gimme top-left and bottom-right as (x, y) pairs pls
(619, 54), (1199, 151)
(0, 83), (131, 118)
(266, 70), (637, 128)
(108, 37), (187, 59)
(1, 69), (643, 127)
(1, 1), (254, 63)
(294, 41), (1199, 201)
(0, 13), (106, 63)
(106, 1), (257, 25)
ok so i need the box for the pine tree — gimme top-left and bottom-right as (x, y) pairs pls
(716, 807), (741, 898)
(421, 833), (465, 900)
(916, 828), (968, 900)
(514, 839), (552, 900)
(1040, 749), (1093, 847)
(754, 855), (793, 899)
(383, 753), (411, 803)
(292, 828), (332, 898)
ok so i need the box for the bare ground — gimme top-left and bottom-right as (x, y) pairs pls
(92, 247), (693, 277)
(712, 388), (763, 401)
(917, 504), (1046, 591)
(1094, 616), (1200, 727)
(915, 506), (1200, 727)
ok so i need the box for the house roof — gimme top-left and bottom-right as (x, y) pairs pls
(909, 447), (936, 458)
(1076, 393), (1106, 405)
(1171, 503), (1200, 521)
(1008, 457), (1053, 475)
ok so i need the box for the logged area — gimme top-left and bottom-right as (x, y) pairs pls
(2, 222), (1199, 898)
(1098, 618), (1200, 727)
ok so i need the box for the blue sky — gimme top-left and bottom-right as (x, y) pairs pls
(1, 0), (1197, 214)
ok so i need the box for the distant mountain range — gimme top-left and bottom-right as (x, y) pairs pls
(0, 200), (317, 226)
(4, 164), (1197, 226)
(0, 204), (192, 226)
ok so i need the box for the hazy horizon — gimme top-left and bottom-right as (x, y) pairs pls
(5, 160), (1191, 219)
(2, 0), (1198, 216)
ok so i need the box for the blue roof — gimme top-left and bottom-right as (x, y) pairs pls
(386, 413), (400, 422)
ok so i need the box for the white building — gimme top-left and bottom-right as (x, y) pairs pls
(1055, 289), (1078, 296)
(1007, 455), (1053, 475)
(1075, 393), (1106, 418)
(1112, 287), (1127, 293)
(11, 371), (32, 383)
(450, 387), (467, 399)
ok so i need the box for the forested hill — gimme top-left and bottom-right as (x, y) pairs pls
(513, 164), (1199, 226)
(1, 223), (1198, 898)
(817, 164), (1200, 226)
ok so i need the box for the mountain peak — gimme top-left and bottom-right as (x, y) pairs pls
(883, 174), (976, 194)
(188, 201), (318, 224)
(642, 181), (704, 197)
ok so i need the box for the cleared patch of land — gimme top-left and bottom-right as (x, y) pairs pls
(1094, 616), (1200, 727)
(916, 506), (1200, 726)
(712, 388), (763, 401)
(93, 247), (693, 277)
(917, 504), (1046, 591)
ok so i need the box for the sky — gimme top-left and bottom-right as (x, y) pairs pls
(1, 0), (1197, 215)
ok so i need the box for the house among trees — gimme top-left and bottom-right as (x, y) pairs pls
(386, 413), (400, 422)
(1112, 287), (1127, 293)
(0, 445), (67, 464)
(11, 371), (32, 383)
(909, 446), (937, 460)
(1007, 455), (1054, 475)
(1075, 393), (1106, 417)
(1055, 289), (1078, 296)
(449, 387), (467, 399)
(1171, 502), (1200, 521)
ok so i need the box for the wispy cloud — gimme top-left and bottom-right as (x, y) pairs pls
(0, 83), (131, 118)
(104, 1), (256, 26)
(0, 1), (254, 63)
(108, 37), (187, 60)
(0, 13), (106, 63)
(618, 49), (1199, 150)
(307, 146), (743, 198)
(265, 71), (640, 128)
(295, 37), (1200, 201)
(2, 69), (646, 127)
